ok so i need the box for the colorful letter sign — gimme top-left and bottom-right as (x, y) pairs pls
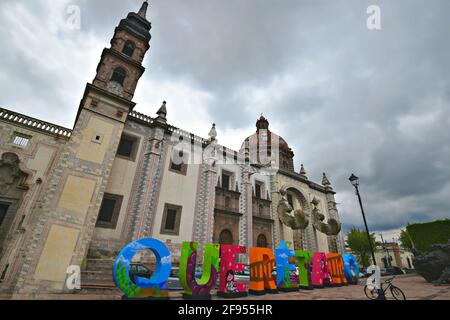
(249, 247), (278, 295)
(179, 242), (220, 300)
(342, 254), (360, 284)
(113, 238), (171, 299)
(218, 245), (248, 298)
(326, 253), (348, 286)
(311, 252), (333, 288)
(294, 249), (314, 290)
(113, 237), (359, 299)
(275, 241), (299, 292)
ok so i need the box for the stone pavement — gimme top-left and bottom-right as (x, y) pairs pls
(2, 275), (449, 300)
(217, 275), (450, 300)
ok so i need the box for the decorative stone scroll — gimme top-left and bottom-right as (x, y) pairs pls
(0, 152), (28, 195)
(277, 187), (309, 230)
(310, 197), (341, 236)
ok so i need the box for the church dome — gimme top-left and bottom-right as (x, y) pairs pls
(241, 115), (295, 171)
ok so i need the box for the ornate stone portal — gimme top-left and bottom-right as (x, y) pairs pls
(277, 187), (309, 230)
(0, 153), (28, 194)
(277, 187), (341, 250)
(0, 152), (29, 260)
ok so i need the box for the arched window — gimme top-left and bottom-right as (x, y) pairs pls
(257, 234), (268, 248)
(122, 41), (135, 57)
(219, 229), (233, 245)
(110, 67), (126, 85)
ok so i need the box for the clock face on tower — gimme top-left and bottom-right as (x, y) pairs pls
(106, 81), (124, 96)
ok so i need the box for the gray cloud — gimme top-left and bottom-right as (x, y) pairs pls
(0, 0), (449, 238)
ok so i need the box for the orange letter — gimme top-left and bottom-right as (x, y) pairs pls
(249, 248), (278, 295)
(326, 253), (348, 286)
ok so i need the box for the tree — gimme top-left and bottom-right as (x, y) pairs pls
(399, 229), (413, 251)
(346, 227), (378, 267)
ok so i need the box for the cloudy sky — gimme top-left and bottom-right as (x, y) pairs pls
(1, 0), (449, 241)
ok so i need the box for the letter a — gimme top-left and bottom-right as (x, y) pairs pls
(367, 5), (381, 30)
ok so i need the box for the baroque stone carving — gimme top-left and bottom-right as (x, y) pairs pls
(0, 152), (28, 195)
(277, 187), (309, 230)
(310, 197), (341, 236)
(413, 240), (450, 285)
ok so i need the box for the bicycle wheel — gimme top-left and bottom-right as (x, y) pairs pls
(390, 285), (406, 300)
(364, 285), (379, 300)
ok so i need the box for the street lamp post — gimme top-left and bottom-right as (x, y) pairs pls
(349, 173), (386, 300)
(349, 174), (377, 266)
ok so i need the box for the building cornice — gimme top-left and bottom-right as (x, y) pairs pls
(278, 168), (336, 195)
(1, 106), (337, 197)
(252, 215), (275, 223)
(0, 107), (72, 139)
(214, 208), (243, 217)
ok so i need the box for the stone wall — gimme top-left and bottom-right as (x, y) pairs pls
(0, 114), (69, 296)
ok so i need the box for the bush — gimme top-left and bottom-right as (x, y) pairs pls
(406, 219), (450, 252)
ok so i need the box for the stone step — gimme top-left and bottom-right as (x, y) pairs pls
(79, 280), (121, 297)
(85, 258), (115, 270)
(81, 270), (114, 283)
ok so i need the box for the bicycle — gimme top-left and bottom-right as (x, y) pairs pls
(364, 276), (406, 300)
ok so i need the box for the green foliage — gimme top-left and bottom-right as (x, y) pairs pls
(346, 227), (377, 267)
(406, 219), (450, 252)
(399, 229), (413, 251)
(115, 261), (142, 298)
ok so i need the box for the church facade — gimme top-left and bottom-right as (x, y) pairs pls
(0, 2), (343, 298)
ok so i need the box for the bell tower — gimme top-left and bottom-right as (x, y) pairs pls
(92, 0), (151, 100)
(11, 2), (153, 296)
(76, 0), (152, 122)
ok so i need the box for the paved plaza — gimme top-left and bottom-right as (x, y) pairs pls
(221, 275), (450, 301)
(3, 274), (449, 300)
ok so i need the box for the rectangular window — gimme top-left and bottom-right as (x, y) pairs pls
(117, 134), (139, 161)
(0, 203), (9, 226)
(164, 209), (177, 231)
(12, 134), (30, 147)
(96, 193), (123, 229)
(160, 204), (182, 235)
(255, 183), (262, 198)
(222, 172), (232, 190)
(261, 133), (268, 142)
